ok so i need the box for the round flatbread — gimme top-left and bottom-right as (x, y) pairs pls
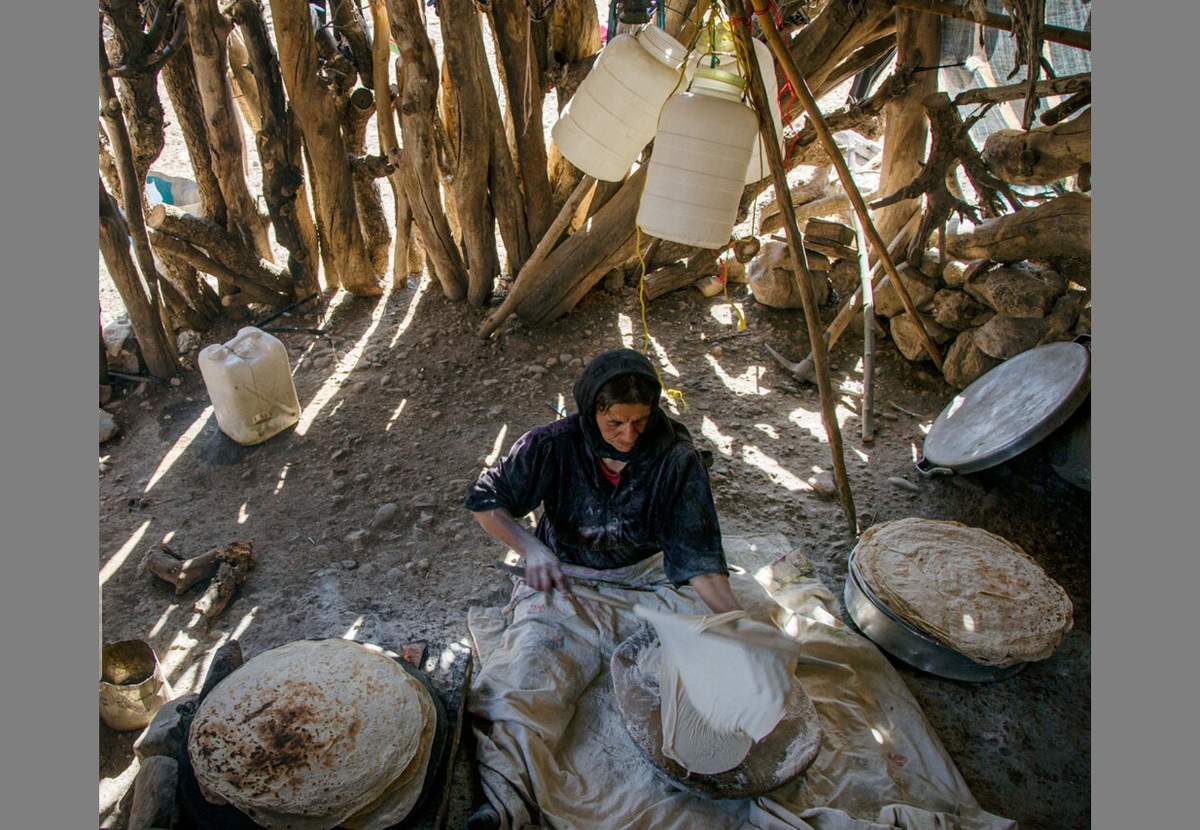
(340, 667), (436, 830)
(660, 681), (753, 775)
(187, 639), (432, 830)
(853, 518), (1073, 666)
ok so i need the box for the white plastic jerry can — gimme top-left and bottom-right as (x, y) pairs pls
(198, 326), (301, 446)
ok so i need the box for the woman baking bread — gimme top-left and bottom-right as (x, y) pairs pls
(465, 347), (741, 614)
(461, 348), (773, 830)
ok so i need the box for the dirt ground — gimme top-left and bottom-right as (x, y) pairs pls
(99, 265), (1090, 829)
(98, 10), (1089, 827)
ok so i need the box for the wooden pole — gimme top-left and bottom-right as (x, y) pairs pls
(182, 0), (274, 262)
(515, 166), (647, 326)
(747, 0), (944, 371)
(366, 0), (424, 288)
(385, 0), (470, 300)
(228, 0), (321, 299)
(99, 20), (180, 380)
(873, 7), (941, 260)
(271, 0), (385, 297)
(728, 0), (856, 535)
(488, 0), (555, 243)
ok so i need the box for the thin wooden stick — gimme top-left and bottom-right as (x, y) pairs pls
(748, 0), (943, 372)
(477, 174), (596, 338)
(766, 208), (919, 385)
(852, 210), (876, 443)
(492, 561), (838, 663)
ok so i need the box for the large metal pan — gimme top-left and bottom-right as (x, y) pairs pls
(917, 337), (1091, 476)
(843, 554), (1025, 683)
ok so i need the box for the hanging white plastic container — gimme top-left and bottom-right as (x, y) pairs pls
(636, 67), (759, 249)
(551, 25), (687, 182)
(692, 31), (783, 184)
(199, 326), (301, 446)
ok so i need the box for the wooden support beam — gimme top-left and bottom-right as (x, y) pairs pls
(477, 174), (595, 338)
(953, 72), (1090, 107)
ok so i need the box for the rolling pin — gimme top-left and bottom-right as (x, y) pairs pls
(493, 561), (842, 667)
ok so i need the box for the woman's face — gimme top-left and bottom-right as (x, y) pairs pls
(595, 403), (652, 454)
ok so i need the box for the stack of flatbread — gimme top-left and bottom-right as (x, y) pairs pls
(853, 518), (1074, 667)
(187, 638), (437, 830)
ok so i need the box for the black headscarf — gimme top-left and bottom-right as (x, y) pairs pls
(572, 348), (674, 463)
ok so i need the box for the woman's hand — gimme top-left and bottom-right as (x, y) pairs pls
(471, 508), (570, 593)
(521, 545), (568, 593)
(689, 572), (743, 614)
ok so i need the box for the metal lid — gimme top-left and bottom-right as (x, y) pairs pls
(919, 339), (1091, 475)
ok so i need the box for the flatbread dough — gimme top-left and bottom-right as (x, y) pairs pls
(659, 668), (753, 774)
(187, 639), (432, 830)
(854, 518), (1074, 666)
(643, 608), (794, 775)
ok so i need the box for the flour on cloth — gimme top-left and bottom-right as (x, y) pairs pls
(645, 608), (796, 774)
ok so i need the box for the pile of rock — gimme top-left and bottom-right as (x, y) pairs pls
(743, 220), (1091, 390)
(841, 253), (1090, 389)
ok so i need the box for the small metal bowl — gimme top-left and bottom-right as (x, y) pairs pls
(843, 557), (1025, 683)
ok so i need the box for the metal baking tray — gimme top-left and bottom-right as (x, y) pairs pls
(843, 555), (1025, 683)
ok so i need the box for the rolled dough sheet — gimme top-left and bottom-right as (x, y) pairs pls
(648, 609), (794, 775)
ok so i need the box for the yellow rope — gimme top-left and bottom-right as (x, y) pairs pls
(720, 244), (748, 331)
(635, 224), (687, 411)
(725, 6), (764, 332)
(634, 2), (765, 412)
(635, 224), (652, 353)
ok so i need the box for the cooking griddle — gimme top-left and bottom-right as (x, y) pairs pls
(918, 338), (1091, 475)
(843, 553), (1025, 683)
